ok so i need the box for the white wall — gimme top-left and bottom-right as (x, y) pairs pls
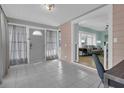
(0, 9), (3, 83)
(0, 7), (9, 83)
(72, 23), (79, 62)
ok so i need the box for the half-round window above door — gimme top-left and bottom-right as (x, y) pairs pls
(32, 31), (42, 36)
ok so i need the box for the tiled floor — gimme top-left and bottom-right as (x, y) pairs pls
(0, 60), (104, 88)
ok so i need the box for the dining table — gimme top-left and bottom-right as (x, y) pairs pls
(104, 60), (124, 88)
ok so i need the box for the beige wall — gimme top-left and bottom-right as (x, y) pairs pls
(113, 5), (124, 66)
(60, 22), (72, 63)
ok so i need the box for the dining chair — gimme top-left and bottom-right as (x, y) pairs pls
(92, 54), (124, 88)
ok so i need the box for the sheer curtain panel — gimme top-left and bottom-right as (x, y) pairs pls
(9, 25), (27, 65)
(46, 30), (58, 60)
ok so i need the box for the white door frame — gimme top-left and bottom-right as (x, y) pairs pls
(28, 27), (46, 63)
(8, 22), (59, 64)
(71, 5), (113, 69)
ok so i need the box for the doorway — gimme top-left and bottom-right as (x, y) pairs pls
(78, 29), (108, 69)
(29, 28), (45, 64)
(72, 5), (112, 70)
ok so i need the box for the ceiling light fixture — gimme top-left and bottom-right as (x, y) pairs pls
(44, 4), (55, 11)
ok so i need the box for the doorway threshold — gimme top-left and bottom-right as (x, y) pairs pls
(72, 61), (97, 71)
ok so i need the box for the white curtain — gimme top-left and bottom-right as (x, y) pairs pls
(9, 25), (27, 65)
(46, 30), (58, 60)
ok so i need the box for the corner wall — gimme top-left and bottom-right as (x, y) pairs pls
(113, 5), (124, 66)
(0, 6), (9, 83)
(60, 22), (72, 63)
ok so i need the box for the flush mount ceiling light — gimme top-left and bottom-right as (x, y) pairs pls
(44, 4), (55, 11)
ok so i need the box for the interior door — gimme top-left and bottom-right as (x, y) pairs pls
(29, 28), (45, 64)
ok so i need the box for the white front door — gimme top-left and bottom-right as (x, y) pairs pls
(29, 28), (45, 63)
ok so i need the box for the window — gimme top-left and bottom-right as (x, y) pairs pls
(79, 31), (96, 48)
(32, 31), (42, 36)
(9, 25), (27, 65)
(87, 36), (92, 45)
(46, 30), (58, 60)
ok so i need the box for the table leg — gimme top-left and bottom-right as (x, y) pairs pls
(104, 77), (109, 88)
(0, 79), (2, 84)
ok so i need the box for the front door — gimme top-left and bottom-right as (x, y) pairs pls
(29, 28), (45, 63)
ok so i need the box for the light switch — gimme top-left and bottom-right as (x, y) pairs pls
(65, 44), (67, 47)
(114, 38), (117, 43)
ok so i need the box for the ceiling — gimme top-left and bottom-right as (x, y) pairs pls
(78, 5), (109, 31)
(1, 4), (102, 26)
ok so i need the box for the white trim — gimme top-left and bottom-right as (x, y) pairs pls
(44, 28), (47, 61)
(46, 29), (58, 32)
(8, 23), (26, 28)
(8, 22), (58, 31)
(104, 45), (108, 70)
(26, 26), (30, 64)
(71, 22), (74, 63)
(71, 22), (79, 63)
(56, 30), (59, 58)
(108, 5), (113, 69)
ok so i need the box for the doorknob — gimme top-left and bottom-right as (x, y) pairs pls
(30, 43), (32, 49)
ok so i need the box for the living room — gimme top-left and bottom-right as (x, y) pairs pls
(78, 26), (108, 69)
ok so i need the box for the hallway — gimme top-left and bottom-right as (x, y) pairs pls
(0, 60), (103, 88)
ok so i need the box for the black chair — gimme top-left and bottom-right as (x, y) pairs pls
(92, 54), (124, 88)
(82, 49), (88, 56)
